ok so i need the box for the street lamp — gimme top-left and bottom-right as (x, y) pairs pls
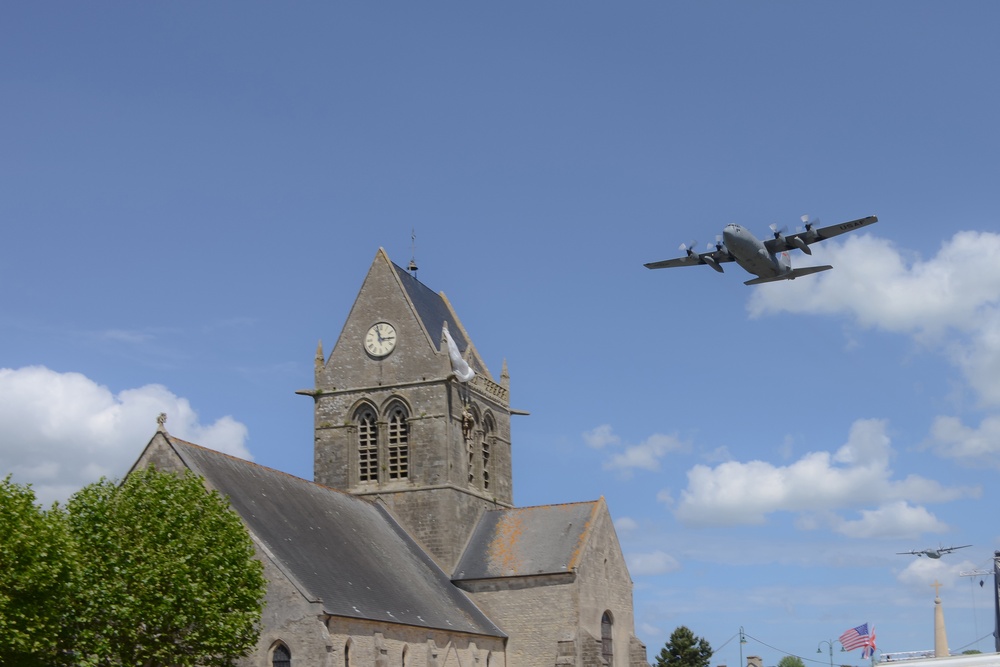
(817, 640), (844, 667)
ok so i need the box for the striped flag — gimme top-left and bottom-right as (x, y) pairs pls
(840, 623), (873, 652)
(861, 626), (876, 659)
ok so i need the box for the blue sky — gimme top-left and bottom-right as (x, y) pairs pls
(3, 2), (999, 664)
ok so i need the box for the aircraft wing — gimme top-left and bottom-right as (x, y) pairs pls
(941, 544), (972, 553)
(644, 247), (735, 272)
(896, 550), (920, 556)
(743, 265), (832, 285)
(765, 215), (878, 254)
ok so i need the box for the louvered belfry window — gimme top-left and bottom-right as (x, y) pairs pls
(387, 406), (409, 479)
(357, 408), (378, 482)
(481, 417), (493, 490)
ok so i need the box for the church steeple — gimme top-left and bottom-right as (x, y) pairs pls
(314, 340), (324, 383)
(301, 248), (514, 570)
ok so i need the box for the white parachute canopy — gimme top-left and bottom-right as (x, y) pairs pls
(442, 322), (475, 383)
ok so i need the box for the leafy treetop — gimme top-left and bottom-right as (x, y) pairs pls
(654, 626), (714, 667)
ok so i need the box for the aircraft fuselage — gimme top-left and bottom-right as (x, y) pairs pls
(722, 224), (790, 279)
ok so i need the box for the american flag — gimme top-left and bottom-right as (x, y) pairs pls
(840, 623), (873, 652)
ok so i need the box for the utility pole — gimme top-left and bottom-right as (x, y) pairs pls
(960, 567), (991, 651)
(994, 552), (1000, 654)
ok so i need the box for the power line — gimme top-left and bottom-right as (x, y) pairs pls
(741, 630), (832, 667)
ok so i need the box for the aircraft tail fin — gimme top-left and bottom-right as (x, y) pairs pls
(744, 265), (833, 286)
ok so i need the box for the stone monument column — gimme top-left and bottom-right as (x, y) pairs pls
(932, 580), (949, 658)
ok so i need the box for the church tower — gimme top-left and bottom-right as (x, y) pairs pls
(303, 248), (514, 571)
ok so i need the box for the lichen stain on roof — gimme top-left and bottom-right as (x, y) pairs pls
(455, 501), (600, 581)
(488, 510), (526, 575)
(565, 501), (600, 573)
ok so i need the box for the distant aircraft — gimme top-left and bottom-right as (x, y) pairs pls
(897, 545), (972, 559)
(644, 214), (878, 285)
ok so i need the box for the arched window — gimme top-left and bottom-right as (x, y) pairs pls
(481, 414), (494, 490)
(386, 404), (409, 480)
(465, 406), (480, 485)
(601, 611), (614, 666)
(345, 641), (352, 667)
(402, 645), (410, 667)
(272, 643), (291, 667)
(356, 406), (378, 482)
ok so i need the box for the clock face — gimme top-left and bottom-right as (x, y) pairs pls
(364, 322), (397, 357)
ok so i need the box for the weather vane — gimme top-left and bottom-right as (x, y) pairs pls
(407, 228), (418, 278)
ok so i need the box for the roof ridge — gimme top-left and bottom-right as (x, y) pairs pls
(489, 499), (600, 512)
(164, 435), (372, 501)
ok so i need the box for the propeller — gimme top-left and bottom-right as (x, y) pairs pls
(709, 235), (730, 256)
(800, 215), (820, 236)
(679, 240), (698, 257)
(769, 223), (787, 242)
(792, 215), (821, 254)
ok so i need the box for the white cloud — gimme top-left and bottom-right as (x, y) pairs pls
(746, 230), (1000, 410)
(747, 231), (1000, 336)
(585, 425), (688, 474)
(671, 419), (977, 529)
(583, 424), (620, 449)
(605, 433), (687, 473)
(896, 556), (975, 593)
(626, 550), (682, 575)
(0, 366), (252, 505)
(831, 501), (949, 539)
(615, 516), (639, 533)
(655, 489), (675, 507)
(945, 318), (1000, 407)
(703, 445), (734, 463)
(928, 414), (1000, 468)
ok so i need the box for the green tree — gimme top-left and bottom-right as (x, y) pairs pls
(66, 466), (267, 667)
(0, 476), (76, 667)
(778, 656), (806, 667)
(654, 626), (713, 667)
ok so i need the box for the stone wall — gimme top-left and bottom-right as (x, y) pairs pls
(574, 501), (646, 667)
(239, 555), (330, 667)
(323, 616), (506, 667)
(461, 575), (577, 667)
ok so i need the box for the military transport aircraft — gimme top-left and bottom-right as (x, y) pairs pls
(644, 214), (879, 285)
(897, 545), (972, 559)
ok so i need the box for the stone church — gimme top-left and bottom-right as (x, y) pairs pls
(130, 248), (649, 667)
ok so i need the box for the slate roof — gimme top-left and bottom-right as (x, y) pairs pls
(393, 263), (467, 349)
(164, 436), (505, 637)
(452, 501), (600, 581)
(391, 261), (489, 376)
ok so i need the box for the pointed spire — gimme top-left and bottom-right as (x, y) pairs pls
(501, 358), (510, 391)
(315, 340), (324, 385)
